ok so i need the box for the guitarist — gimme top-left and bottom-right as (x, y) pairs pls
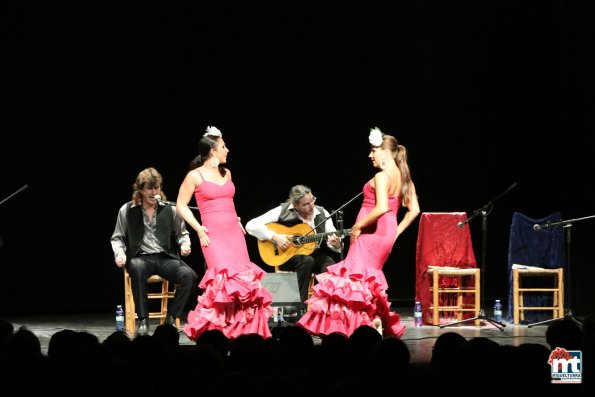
(246, 185), (343, 309)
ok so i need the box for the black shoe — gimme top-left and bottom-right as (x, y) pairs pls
(137, 318), (149, 336)
(165, 315), (178, 329)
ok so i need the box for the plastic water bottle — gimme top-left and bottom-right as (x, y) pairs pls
(493, 299), (503, 323)
(116, 304), (125, 331)
(277, 306), (284, 323)
(414, 301), (423, 327)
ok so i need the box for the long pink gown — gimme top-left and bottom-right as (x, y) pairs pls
(184, 176), (274, 340)
(297, 179), (406, 337)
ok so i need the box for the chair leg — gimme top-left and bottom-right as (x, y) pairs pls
(456, 276), (464, 321)
(474, 270), (481, 326)
(557, 268), (564, 318)
(519, 292), (525, 323)
(124, 270), (135, 334)
(513, 269), (519, 325)
(433, 270), (440, 325)
(160, 279), (169, 325)
(307, 275), (315, 311)
(553, 276), (558, 319)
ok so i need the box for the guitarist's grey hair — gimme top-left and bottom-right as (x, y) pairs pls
(287, 185), (312, 204)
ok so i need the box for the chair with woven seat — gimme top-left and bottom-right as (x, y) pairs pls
(506, 212), (566, 325)
(427, 266), (481, 326)
(512, 266), (564, 325)
(123, 269), (180, 334)
(416, 212), (480, 325)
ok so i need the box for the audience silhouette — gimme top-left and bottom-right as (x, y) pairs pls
(0, 317), (592, 395)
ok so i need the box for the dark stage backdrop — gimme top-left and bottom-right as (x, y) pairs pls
(1, 1), (594, 317)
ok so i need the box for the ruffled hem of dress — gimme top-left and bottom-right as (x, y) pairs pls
(198, 261), (267, 290)
(297, 269), (405, 338)
(324, 260), (389, 290)
(184, 269), (275, 340)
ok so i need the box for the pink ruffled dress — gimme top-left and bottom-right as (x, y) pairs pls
(184, 176), (274, 340)
(297, 179), (406, 337)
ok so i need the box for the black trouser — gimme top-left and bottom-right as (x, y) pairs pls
(279, 250), (336, 304)
(127, 253), (198, 319)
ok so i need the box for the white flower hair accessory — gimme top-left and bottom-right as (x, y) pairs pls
(369, 127), (384, 146)
(204, 126), (222, 138)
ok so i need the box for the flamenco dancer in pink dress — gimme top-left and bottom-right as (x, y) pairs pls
(297, 128), (420, 337)
(176, 126), (274, 340)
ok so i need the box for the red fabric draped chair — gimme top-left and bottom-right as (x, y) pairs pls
(415, 212), (479, 325)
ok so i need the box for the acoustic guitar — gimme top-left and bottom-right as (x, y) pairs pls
(257, 223), (351, 267)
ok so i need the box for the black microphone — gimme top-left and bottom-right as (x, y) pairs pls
(457, 221), (465, 229)
(154, 195), (176, 206)
(534, 221), (551, 231)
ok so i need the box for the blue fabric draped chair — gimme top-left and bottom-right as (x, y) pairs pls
(506, 212), (566, 323)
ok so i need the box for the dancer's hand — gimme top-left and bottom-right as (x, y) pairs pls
(237, 217), (246, 234)
(350, 225), (362, 243)
(197, 225), (210, 247)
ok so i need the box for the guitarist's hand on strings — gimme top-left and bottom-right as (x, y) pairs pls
(327, 233), (342, 249)
(271, 233), (292, 251)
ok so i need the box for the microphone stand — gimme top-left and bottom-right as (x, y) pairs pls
(312, 191), (362, 233)
(526, 214), (595, 327)
(294, 191), (362, 246)
(159, 201), (199, 210)
(336, 210), (345, 260)
(290, 191), (361, 256)
(0, 185), (29, 207)
(0, 185), (29, 249)
(441, 182), (518, 330)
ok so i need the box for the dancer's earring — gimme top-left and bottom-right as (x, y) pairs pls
(209, 157), (219, 168)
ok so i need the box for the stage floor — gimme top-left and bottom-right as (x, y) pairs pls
(3, 307), (555, 364)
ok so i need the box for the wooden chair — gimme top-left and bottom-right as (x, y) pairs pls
(415, 212), (479, 325)
(428, 266), (481, 326)
(123, 269), (179, 334)
(512, 266), (564, 325)
(506, 212), (566, 324)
